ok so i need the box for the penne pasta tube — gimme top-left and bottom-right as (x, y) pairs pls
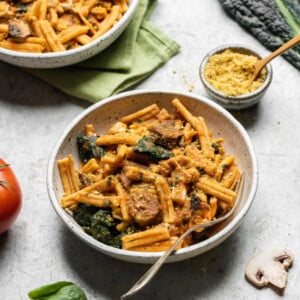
(127, 237), (182, 252)
(119, 104), (160, 124)
(39, 0), (48, 19)
(209, 197), (218, 219)
(0, 24), (8, 33)
(77, 12), (96, 35)
(24, 37), (47, 47)
(59, 26), (89, 44)
(39, 20), (65, 52)
(49, 7), (58, 28)
(85, 124), (96, 136)
(101, 144), (128, 166)
(215, 155), (235, 181)
(57, 154), (79, 195)
(115, 178), (131, 222)
(27, 0), (42, 20)
(122, 226), (170, 250)
(221, 166), (240, 189)
(91, 6), (108, 18)
(196, 179), (236, 205)
(155, 176), (175, 223)
(123, 166), (157, 183)
(172, 98), (205, 136)
(116, 221), (130, 232)
(76, 34), (92, 45)
(69, 193), (121, 208)
(96, 133), (140, 146)
(32, 20), (51, 52)
(92, 5), (121, 39)
(79, 158), (99, 174)
(119, 0), (128, 13)
(60, 176), (116, 206)
(0, 40), (44, 52)
(170, 181), (187, 206)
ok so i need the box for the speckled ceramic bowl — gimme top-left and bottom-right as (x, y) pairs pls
(47, 90), (258, 264)
(199, 44), (273, 110)
(0, 0), (139, 69)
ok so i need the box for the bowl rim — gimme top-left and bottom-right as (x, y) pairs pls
(0, 0), (139, 59)
(47, 89), (259, 262)
(199, 44), (273, 102)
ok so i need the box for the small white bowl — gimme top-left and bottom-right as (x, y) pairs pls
(199, 44), (273, 110)
(0, 0), (139, 69)
(47, 90), (258, 264)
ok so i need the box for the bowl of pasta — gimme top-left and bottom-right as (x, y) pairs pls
(47, 90), (258, 263)
(0, 0), (139, 68)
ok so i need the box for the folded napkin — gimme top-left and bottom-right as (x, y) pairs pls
(26, 0), (180, 103)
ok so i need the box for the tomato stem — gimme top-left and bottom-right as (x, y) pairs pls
(0, 164), (16, 191)
(0, 163), (9, 169)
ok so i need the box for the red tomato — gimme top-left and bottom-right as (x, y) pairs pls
(0, 159), (22, 234)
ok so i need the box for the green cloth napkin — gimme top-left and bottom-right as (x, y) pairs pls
(26, 0), (180, 103)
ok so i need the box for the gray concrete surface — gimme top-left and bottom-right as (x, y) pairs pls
(1, 0), (300, 299)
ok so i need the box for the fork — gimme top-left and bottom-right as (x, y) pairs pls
(121, 172), (245, 299)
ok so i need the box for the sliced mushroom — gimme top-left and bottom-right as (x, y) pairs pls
(245, 247), (294, 289)
(8, 20), (31, 41)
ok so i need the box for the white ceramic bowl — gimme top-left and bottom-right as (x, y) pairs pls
(0, 0), (139, 69)
(199, 44), (273, 110)
(47, 90), (258, 264)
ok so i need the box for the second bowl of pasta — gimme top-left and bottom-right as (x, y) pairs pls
(0, 0), (139, 68)
(47, 90), (258, 263)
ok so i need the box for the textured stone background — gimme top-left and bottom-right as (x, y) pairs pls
(1, 0), (299, 299)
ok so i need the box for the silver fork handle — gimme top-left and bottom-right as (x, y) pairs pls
(121, 173), (244, 299)
(120, 226), (194, 300)
(120, 215), (231, 300)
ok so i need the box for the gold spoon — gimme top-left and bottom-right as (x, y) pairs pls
(252, 33), (300, 81)
(120, 172), (245, 300)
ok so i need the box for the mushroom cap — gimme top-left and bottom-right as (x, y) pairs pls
(245, 247), (294, 289)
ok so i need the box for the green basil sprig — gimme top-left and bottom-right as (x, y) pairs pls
(28, 281), (88, 300)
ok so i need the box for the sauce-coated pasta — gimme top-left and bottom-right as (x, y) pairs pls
(57, 98), (241, 251)
(0, 0), (128, 53)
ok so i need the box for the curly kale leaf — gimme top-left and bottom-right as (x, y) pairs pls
(73, 205), (138, 248)
(73, 204), (99, 227)
(133, 136), (174, 162)
(278, 0), (300, 33)
(91, 208), (116, 227)
(219, 0), (300, 70)
(77, 135), (105, 163)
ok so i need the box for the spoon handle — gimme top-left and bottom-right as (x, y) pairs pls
(253, 33), (300, 79)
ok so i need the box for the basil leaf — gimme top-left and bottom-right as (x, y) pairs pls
(28, 281), (88, 300)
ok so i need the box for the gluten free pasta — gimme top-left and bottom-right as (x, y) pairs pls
(57, 98), (241, 252)
(0, 0), (128, 53)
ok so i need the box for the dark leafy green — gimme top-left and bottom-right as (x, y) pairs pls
(72, 204), (99, 227)
(190, 195), (201, 211)
(28, 281), (87, 300)
(133, 136), (174, 162)
(77, 135), (105, 163)
(15, 3), (29, 12)
(219, 0), (300, 70)
(73, 204), (137, 248)
(278, 0), (300, 33)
